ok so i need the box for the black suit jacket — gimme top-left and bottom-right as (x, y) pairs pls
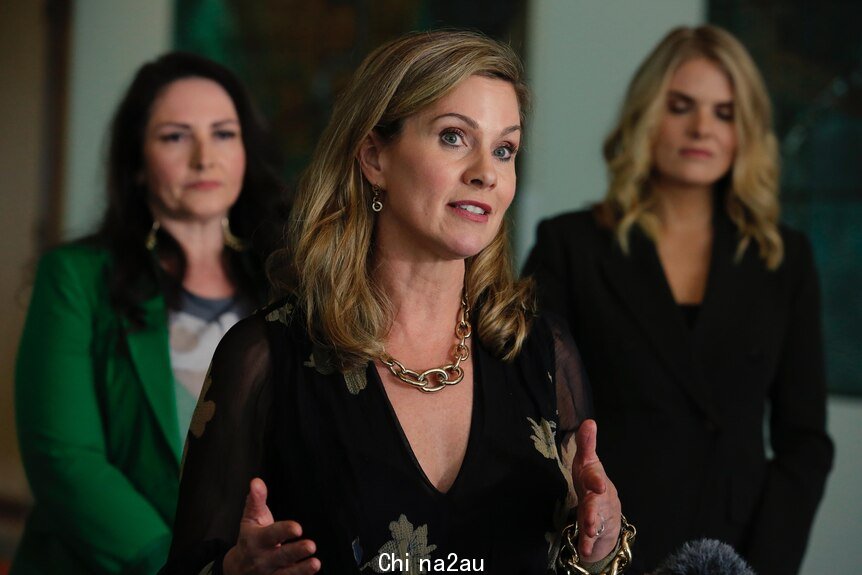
(523, 208), (833, 575)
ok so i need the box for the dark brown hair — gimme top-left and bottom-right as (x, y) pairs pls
(92, 52), (286, 326)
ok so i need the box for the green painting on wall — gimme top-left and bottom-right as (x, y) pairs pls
(711, 1), (862, 395)
(173, 0), (526, 185)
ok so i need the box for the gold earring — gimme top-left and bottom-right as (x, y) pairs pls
(145, 220), (160, 251)
(222, 217), (248, 251)
(371, 184), (383, 213)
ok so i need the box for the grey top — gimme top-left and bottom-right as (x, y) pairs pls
(168, 289), (251, 442)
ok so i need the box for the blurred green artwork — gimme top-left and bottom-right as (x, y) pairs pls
(173, 0), (526, 186)
(711, 1), (862, 395)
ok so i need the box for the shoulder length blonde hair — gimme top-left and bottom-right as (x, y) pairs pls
(601, 25), (783, 269)
(269, 30), (534, 370)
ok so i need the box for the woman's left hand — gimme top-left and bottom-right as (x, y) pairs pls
(572, 419), (622, 561)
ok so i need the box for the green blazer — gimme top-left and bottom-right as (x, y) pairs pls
(13, 244), (183, 575)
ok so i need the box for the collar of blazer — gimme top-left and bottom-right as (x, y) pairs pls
(598, 210), (766, 428)
(122, 293), (183, 467)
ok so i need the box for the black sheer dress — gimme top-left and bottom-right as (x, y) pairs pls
(162, 298), (593, 575)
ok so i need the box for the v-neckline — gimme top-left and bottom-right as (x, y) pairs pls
(369, 346), (483, 497)
(650, 238), (709, 336)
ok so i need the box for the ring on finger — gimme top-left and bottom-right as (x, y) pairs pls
(596, 514), (606, 536)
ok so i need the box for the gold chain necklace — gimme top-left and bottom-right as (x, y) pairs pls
(380, 296), (472, 393)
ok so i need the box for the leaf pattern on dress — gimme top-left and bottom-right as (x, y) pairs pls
(304, 344), (336, 375)
(528, 417), (559, 460)
(361, 514), (437, 574)
(527, 417), (575, 501)
(265, 301), (294, 325)
(344, 368), (367, 395)
(180, 367), (217, 478)
(189, 368), (216, 439)
(558, 432), (578, 509)
(304, 344), (367, 394)
(529, 417), (579, 570)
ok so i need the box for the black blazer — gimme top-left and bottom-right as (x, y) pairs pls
(523, 208), (833, 575)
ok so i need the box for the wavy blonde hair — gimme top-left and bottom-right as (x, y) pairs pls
(601, 25), (783, 269)
(269, 30), (534, 370)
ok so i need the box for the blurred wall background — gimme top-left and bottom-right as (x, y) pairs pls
(0, 2), (46, 560)
(62, 0), (173, 238)
(0, 1), (858, 573)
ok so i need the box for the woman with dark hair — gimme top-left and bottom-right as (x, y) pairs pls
(13, 52), (285, 575)
(524, 25), (833, 574)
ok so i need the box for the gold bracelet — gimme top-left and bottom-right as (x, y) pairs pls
(557, 514), (636, 575)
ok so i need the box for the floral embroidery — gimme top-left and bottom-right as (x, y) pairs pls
(527, 417), (558, 460)
(304, 345), (336, 375)
(189, 369), (216, 439)
(344, 368), (367, 395)
(305, 344), (367, 394)
(181, 368), (216, 477)
(361, 514), (437, 574)
(527, 417), (576, 501)
(529, 417), (579, 568)
(265, 301), (294, 325)
(558, 432), (578, 508)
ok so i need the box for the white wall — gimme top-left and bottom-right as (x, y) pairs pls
(801, 397), (862, 574)
(517, 0), (705, 263)
(62, 0), (173, 239)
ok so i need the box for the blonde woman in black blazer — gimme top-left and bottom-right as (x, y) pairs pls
(524, 26), (833, 575)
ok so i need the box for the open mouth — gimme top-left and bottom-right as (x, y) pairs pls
(449, 201), (492, 216)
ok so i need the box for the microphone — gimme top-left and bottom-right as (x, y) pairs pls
(652, 538), (756, 575)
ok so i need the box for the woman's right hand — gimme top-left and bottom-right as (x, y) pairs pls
(223, 478), (321, 575)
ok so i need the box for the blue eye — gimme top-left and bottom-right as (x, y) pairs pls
(440, 130), (464, 146)
(494, 145), (516, 161)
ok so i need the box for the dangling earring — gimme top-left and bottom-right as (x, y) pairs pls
(145, 220), (160, 251)
(222, 217), (248, 251)
(371, 184), (383, 213)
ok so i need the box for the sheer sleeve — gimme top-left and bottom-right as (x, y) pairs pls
(543, 314), (594, 493)
(544, 315), (625, 575)
(162, 313), (275, 573)
(546, 314), (593, 434)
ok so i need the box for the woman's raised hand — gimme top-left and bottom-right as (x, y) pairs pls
(223, 478), (321, 575)
(572, 419), (622, 561)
